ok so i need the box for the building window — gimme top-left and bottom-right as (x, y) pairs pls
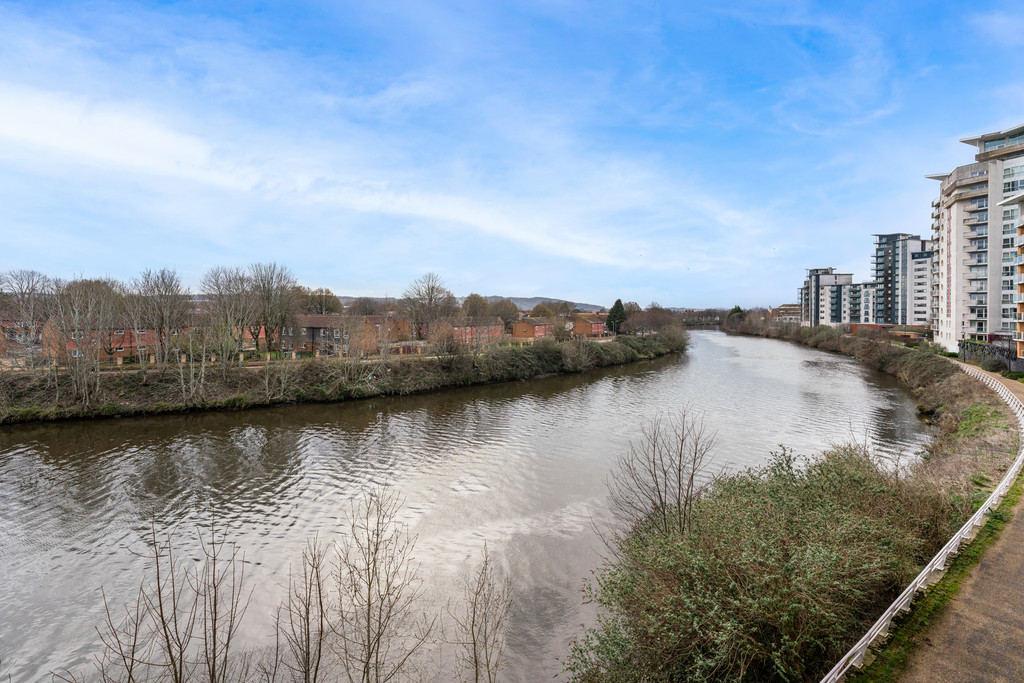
(114, 329), (124, 335)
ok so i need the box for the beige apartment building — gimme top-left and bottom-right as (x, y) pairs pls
(929, 123), (1024, 351)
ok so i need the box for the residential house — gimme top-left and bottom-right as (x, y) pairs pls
(572, 314), (607, 338)
(435, 316), (505, 345)
(512, 317), (557, 340)
(41, 321), (160, 363)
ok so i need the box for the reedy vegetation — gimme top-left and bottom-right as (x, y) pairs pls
(566, 333), (1019, 681)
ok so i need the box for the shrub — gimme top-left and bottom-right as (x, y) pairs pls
(567, 445), (967, 682)
(981, 357), (1007, 372)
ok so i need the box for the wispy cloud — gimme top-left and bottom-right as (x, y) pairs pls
(1, 0), (1019, 306)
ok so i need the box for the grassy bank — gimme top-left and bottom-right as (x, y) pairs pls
(566, 337), (1019, 681)
(0, 332), (687, 425)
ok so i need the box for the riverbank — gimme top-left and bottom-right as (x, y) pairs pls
(566, 331), (1019, 681)
(0, 333), (687, 426)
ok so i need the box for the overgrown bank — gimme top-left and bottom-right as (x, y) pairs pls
(0, 332), (687, 425)
(566, 332), (1019, 681)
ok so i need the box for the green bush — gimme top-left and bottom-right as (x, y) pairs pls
(981, 357), (1008, 372)
(566, 446), (967, 682)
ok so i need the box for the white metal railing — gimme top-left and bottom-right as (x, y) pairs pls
(821, 363), (1024, 682)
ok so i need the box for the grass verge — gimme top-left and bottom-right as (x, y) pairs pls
(849, 474), (1024, 683)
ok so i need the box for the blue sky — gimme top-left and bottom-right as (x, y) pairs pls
(2, 1), (1023, 308)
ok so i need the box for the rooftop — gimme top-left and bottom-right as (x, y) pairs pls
(960, 122), (1024, 147)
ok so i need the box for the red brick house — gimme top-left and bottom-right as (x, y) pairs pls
(41, 321), (159, 363)
(512, 317), (557, 340)
(435, 316), (505, 345)
(572, 314), (607, 338)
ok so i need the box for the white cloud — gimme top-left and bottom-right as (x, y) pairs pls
(0, 82), (251, 190)
(969, 10), (1024, 47)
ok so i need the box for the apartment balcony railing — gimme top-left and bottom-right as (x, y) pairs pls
(963, 258), (989, 267)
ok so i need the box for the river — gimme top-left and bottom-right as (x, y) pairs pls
(0, 331), (932, 680)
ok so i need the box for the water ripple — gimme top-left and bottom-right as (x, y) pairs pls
(0, 331), (932, 681)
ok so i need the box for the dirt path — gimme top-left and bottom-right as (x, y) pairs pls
(900, 364), (1024, 683)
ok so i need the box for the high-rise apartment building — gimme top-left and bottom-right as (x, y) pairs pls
(871, 234), (933, 326)
(928, 124), (1024, 351)
(1005, 194), (1024, 357)
(799, 268), (875, 327)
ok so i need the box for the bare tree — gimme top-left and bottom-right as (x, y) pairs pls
(249, 263), (299, 355)
(176, 325), (211, 404)
(448, 545), (513, 683)
(348, 298), (381, 316)
(333, 487), (434, 683)
(59, 521), (253, 683)
(0, 269), (48, 369)
(202, 266), (257, 374)
(120, 280), (152, 381)
(278, 538), (333, 683)
(138, 268), (190, 371)
(403, 273), (457, 341)
(45, 278), (120, 407)
(607, 408), (718, 541)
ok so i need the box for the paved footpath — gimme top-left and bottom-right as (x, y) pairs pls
(900, 365), (1024, 683)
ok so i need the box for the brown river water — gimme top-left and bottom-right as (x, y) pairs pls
(0, 331), (932, 680)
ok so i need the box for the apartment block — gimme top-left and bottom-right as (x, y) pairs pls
(871, 233), (933, 326)
(1004, 193), (1024, 356)
(799, 268), (875, 327)
(928, 123), (1024, 351)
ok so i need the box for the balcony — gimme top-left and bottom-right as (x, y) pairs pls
(963, 258), (989, 267)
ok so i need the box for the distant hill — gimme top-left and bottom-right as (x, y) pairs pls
(337, 295), (605, 313)
(482, 296), (604, 312)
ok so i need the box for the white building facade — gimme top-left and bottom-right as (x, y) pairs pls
(929, 124), (1024, 351)
(799, 268), (876, 327)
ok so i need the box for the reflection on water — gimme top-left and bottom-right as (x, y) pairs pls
(0, 331), (931, 681)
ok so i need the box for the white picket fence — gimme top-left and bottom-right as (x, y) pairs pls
(821, 364), (1024, 682)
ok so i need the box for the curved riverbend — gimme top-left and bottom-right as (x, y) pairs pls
(0, 331), (931, 681)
